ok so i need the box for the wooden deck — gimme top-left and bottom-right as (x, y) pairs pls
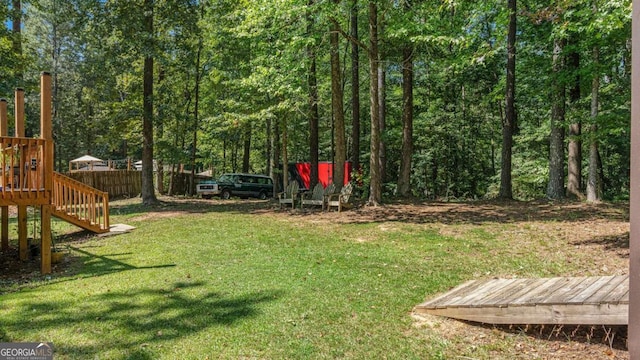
(414, 275), (629, 325)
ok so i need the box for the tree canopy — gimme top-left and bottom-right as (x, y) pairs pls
(0, 0), (632, 202)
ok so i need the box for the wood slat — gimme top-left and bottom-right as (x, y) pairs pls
(509, 277), (566, 306)
(567, 275), (617, 303)
(543, 277), (597, 305)
(445, 279), (514, 308)
(419, 280), (486, 309)
(418, 303), (628, 325)
(583, 275), (629, 304)
(414, 275), (630, 326)
(487, 278), (550, 306)
(601, 285), (630, 304)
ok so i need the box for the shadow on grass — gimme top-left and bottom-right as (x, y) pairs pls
(294, 199), (629, 225)
(70, 247), (176, 278)
(1, 280), (282, 358)
(109, 197), (275, 218)
(571, 232), (630, 258)
(111, 196), (629, 227)
(0, 245), (176, 293)
(486, 323), (628, 352)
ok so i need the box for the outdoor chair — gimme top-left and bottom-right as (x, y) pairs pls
(301, 182), (335, 210)
(326, 182), (353, 212)
(278, 181), (299, 209)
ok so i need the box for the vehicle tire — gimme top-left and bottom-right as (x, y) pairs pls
(221, 189), (232, 200)
(258, 191), (268, 200)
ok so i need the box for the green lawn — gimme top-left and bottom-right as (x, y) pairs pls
(0, 199), (626, 359)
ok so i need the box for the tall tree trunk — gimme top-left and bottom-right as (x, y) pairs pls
(282, 116), (289, 191)
(566, 37), (583, 199)
(270, 117), (281, 194)
(350, 0), (360, 177)
(308, 0), (319, 189)
(12, 0), (22, 81)
(242, 122), (251, 173)
(547, 38), (566, 199)
(266, 117), (272, 176)
(587, 45), (602, 202)
(189, 41), (202, 196)
(156, 67), (165, 195)
(397, 43), (414, 197)
(377, 27), (386, 183)
(330, 0), (346, 190)
(368, 1), (381, 205)
(500, 0), (516, 200)
(141, 0), (158, 205)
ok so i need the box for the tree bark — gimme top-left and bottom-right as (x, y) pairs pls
(156, 67), (165, 194)
(308, 0), (319, 189)
(547, 38), (566, 200)
(330, 0), (346, 190)
(12, 0), (22, 81)
(242, 122), (251, 173)
(141, 0), (158, 205)
(282, 116), (289, 191)
(566, 37), (583, 199)
(587, 45), (602, 202)
(190, 39), (202, 196)
(377, 26), (386, 183)
(397, 43), (414, 197)
(367, 1), (381, 205)
(350, 0), (360, 177)
(266, 117), (272, 176)
(270, 117), (281, 194)
(499, 0), (516, 200)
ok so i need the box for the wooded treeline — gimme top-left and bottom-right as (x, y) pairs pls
(0, 0), (631, 204)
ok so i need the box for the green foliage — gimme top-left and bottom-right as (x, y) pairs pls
(4, 0), (633, 199)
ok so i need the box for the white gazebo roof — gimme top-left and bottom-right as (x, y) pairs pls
(69, 155), (108, 172)
(70, 155), (104, 163)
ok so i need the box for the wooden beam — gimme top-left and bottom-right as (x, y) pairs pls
(415, 303), (628, 326)
(14, 88), (24, 137)
(629, 0), (640, 355)
(40, 73), (53, 274)
(14, 89), (28, 260)
(40, 205), (51, 274)
(17, 206), (27, 261)
(0, 99), (7, 252)
(0, 98), (7, 136)
(41, 73), (53, 193)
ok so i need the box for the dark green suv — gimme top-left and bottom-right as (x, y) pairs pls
(217, 173), (273, 200)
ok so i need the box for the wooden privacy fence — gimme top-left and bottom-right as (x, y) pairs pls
(67, 170), (141, 198)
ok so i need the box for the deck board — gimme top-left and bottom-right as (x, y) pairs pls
(414, 275), (629, 325)
(473, 278), (533, 307)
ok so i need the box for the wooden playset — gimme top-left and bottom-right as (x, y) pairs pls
(0, 73), (110, 274)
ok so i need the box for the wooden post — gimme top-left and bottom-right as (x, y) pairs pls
(40, 73), (53, 274)
(15, 88), (24, 138)
(0, 99), (7, 252)
(630, 0), (640, 355)
(15, 88), (28, 261)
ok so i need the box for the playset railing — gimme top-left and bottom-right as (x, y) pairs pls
(52, 172), (110, 233)
(0, 137), (49, 203)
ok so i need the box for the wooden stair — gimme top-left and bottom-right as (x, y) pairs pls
(51, 172), (110, 233)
